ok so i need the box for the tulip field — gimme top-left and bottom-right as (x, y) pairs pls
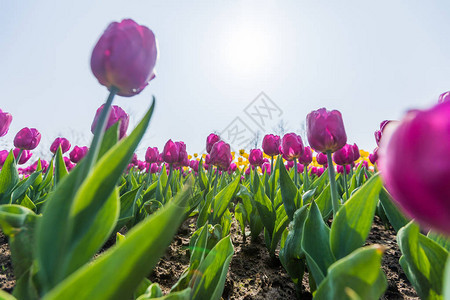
(0, 18), (450, 300)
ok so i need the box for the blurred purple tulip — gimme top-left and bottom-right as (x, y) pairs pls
(261, 162), (271, 175)
(206, 133), (220, 154)
(438, 91), (450, 103)
(13, 148), (32, 165)
(0, 150), (9, 166)
(190, 160), (199, 172)
(333, 143), (359, 166)
(262, 134), (281, 157)
(316, 152), (328, 166)
(145, 147), (159, 163)
(336, 164), (351, 174)
(91, 105), (129, 139)
(296, 163), (305, 173)
(307, 108), (347, 153)
(249, 149), (264, 167)
(299, 146), (313, 166)
(50, 137), (71, 154)
(91, 19), (158, 97)
(0, 109), (12, 137)
(379, 101), (450, 235)
(14, 127), (41, 150)
(369, 148), (378, 164)
(210, 141), (232, 170)
(63, 157), (75, 171)
(70, 146), (89, 164)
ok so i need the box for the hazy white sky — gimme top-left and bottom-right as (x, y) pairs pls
(1, 0), (450, 160)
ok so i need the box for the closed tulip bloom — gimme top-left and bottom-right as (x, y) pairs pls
(206, 133), (220, 154)
(205, 154), (211, 165)
(306, 108), (347, 153)
(209, 141), (232, 170)
(297, 163), (305, 173)
(316, 152), (328, 166)
(145, 147), (159, 163)
(14, 127), (41, 150)
(262, 134), (281, 156)
(369, 148), (378, 164)
(70, 146), (88, 163)
(281, 133), (304, 161)
(317, 167), (325, 177)
(245, 167), (251, 175)
(299, 146), (313, 165)
(162, 139), (179, 164)
(63, 157), (75, 171)
(0, 150), (9, 166)
(50, 137), (71, 154)
(262, 162), (271, 175)
(249, 149), (264, 167)
(374, 120), (392, 146)
(149, 163), (159, 174)
(228, 163), (237, 174)
(91, 19), (158, 97)
(91, 105), (129, 139)
(13, 148), (32, 165)
(379, 101), (450, 234)
(337, 164), (351, 175)
(310, 166), (317, 175)
(333, 144), (358, 166)
(286, 160), (294, 170)
(356, 160), (368, 169)
(131, 153), (139, 166)
(137, 160), (146, 171)
(438, 91), (450, 103)
(0, 109), (12, 137)
(190, 160), (199, 172)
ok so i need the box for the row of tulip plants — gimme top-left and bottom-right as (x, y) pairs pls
(0, 18), (450, 300)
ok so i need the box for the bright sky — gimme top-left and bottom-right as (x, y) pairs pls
(1, 1), (450, 160)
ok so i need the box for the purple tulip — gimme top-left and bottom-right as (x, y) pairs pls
(286, 160), (294, 170)
(298, 146), (313, 166)
(310, 166), (317, 175)
(438, 91), (450, 103)
(209, 141), (232, 170)
(379, 101), (450, 235)
(281, 133), (304, 161)
(374, 120), (393, 147)
(0, 109), (12, 137)
(70, 146), (89, 163)
(317, 167), (325, 177)
(206, 133), (220, 154)
(228, 163), (237, 174)
(336, 164), (351, 175)
(131, 153), (139, 166)
(63, 157), (75, 171)
(162, 140), (179, 164)
(306, 108), (347, 153)
(248, 149), (264, 167)
(91, 19), (158, 97)
(369, 147), (378, 164)
(333, 143), (359, 166)
(137, 160), (146, 171)
(14, 128), (41, 150)
(205, 154), (211, 165)
(262, 134), (281, 156)
(245, 167), (251, 175)
(316, 152), (328, 166)
(190, 160), (199, 172)
(50, 137), (71, 154)
(0, 150), (9, 166)
(356, 160), (368, 169)
(145, 147), (159, 164)
(297, 163), (305, 173)
(262, 162), (271, 175)
(148, 163), (158, 174)
(91, 105), (129, 139)
(13, 148), (32, 165)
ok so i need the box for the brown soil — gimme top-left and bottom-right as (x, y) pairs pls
(0, 216), (418, 299)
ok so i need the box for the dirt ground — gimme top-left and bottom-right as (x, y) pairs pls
(0, 216), (418, 299)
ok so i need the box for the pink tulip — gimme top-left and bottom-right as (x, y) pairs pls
(369, 148), (378, 164)
(281, 133), (304, 161)
(206, 133), (220, 154)
(261, 162), (271, 175)
(438, 91), (450, 103)
(374, 120), (392, 147)
(69, 146), (88, 164)
(145, 147), (159, 164)
(299, 146), (313, 166)
(50, 137), (71, 154)
(262, 134), (281, 156)
(249, 149), (264, 167)
(297, 163), (305, 173)
(306, 108), (347, 153)
(13, 148), (32, 164)
(317, 167), (325, 177)
(0, 109), (12, 137)
(91, 19), (158, 97)
(91, 105), (129, 139)
(190, 160), (199, 172)
(333, 143), (359, 166)
(228, 163), (237, 174)
(0, 150), (9, 166)
(316, 152), (328, 166)
(336, 164), (351, 174)
(14, 127), (41, 150)
(63, 157), (75, 171)
(286, 160), (294, 170)
(209, 141), (232, 170)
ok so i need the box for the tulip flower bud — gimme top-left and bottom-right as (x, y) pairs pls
(336, 164), (351, 174)
(438, 91), (450, 103)
(306, 108), (347, 153)
(286, 160), (294, 170)
(298, 146), (313, 166)
(14, 127), (41, 150)
(262, 134), (281, 157)
(0, 109), (12, 137)
(69, 146), (89, 164)
(228, 163), (237, 174)
(281, 133), (304, 161)
(162, 139), (179, 164)
(310, 166), (317, 175)
(63, 157), (75, 171)
(50, 137), (71, 154)
(356, 160), (368, 169)
(316, 152), (328, 166)
(369, 148), (378, 164)
(317, 167), (325, 177)
(0, 150), (9, 166)
(333, 144), (358, 166)
(248, 149), (264, 167)
(91, 19), (158, 97)
(245, 167), (251, 175)
(131, 153), (139, 166)
(209, 141), (232, 170)
(206, 133), (220, 154)
(13, 148), (32, 165)
(91, 105), (129, 139)
(262, 162), (271, 175)
(379, 101), (450, 235)
(374, 120), (392, 146)
(145, 147), (159, 164)
(149, 163), (159, 174)
(297, 163), (305, 173)
(190, 160), (199, 172)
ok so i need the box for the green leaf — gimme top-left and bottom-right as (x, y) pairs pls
(378, 188), (409, 232)
(279, 160), (298, 221)
(38, 158), (54, 192)
(252, 174), (275, 235)
(302, 201), (335, 286)
(397, 221), (448, 299)
(211, 175), (239, 222)
(36, 99), (155, 293)
(270, 204), (289, 254)
(11, 171), (41, 204)
(427, 232), (450, 253)
(0, 289), (18, 300)
(54, 146), (68, 186)
(330, 174), (382, 260)
(20, 195), (36, 211)
(443, 256), (450, 299)
(0, 151), (19, 204)
(98, 122), (119, 160)
(314, 245), (387, 300)
(42, 183), (191, 300)
(191, 236), (234, 300)
(315, 184), (332, 220)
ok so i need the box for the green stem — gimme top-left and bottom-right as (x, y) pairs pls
(15, 149), (23, 165)
(163, 163), (173, 201)
(326, 151), (340, 217)
(293, 158), (298, 188)
(213, 168), (219, 196)
(303, 164), (309, 190)
(82, 86), (118, 177)
(343, 165), (350, 201)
